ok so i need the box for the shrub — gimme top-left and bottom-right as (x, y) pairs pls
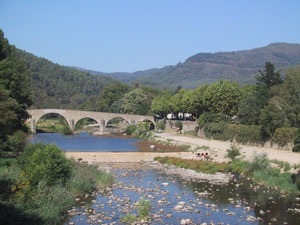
(227, 124), (263, 144)
(226, 145), (241, 161)
(156, 119), (166, 130)
(7, 130), (27, 152)
(137, 197), (151, 219)
(125, 124), (137, 135)
(202, 122), (263, 144)
(249, 153), (270, 172)
(29, 181), (75, 225)
(174, 121), (183, 130)
(203, 122), (228, 140)
(20, 143), (71, 186)
(132, 122), (152, 139)
(293, 128), (300, 152)
(226, 159), (250, 174)
(273, 127), (297, 147)
(62, 125), (73, 135)
(197, 112), (227, 127)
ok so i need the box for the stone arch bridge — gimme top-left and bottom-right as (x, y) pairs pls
(27, 109), (155, 134)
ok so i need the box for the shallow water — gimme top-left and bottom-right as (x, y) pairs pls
(67, 165), (300, 225)
(27, 132), (139, 152)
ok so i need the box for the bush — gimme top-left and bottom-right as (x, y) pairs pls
(227, 124), (263, 144)
(20, 143), (71, 186)
(293, 128), (300, 152)
(226, 159), (250, 174)
(137, 197), (151, 219)
(273, 127), (297, 147)
(174, 121), (183, 130)
(156, 119), (166, 130)
(203, 122), (228, 140)
(249, 153), (270, 172)
(27, 181), (75, 225)
(66, 161), (113, 197)
(7, 130), (27, 152)
(125, 125), (137, 135)
(132, 122), (152, 139)
(226, 145), (241, 161)
(62, 125), (73, 135)
(202, 122), (263, 144)
(197, 112), (227, 127)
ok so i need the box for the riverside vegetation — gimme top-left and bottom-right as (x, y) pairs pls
(0, 143), (113, 225)
(154, 145), (300, 193)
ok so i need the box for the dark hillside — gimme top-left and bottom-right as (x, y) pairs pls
(16, 50), (119, 110)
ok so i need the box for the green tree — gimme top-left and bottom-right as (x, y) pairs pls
(97, 83), (130, 112)
(255, 62), (283, 88)
(203, 80), (242, 117)
(188, 85), (208, 118)
(0, 87), (18, 149)
(0, 29), (33, 149)
(170, 89), (186, 115)
(237, 84), (270, 125)
(151, 93), (173, 118)
(121, 88), (151, 115)
(260, 67), (300, 135)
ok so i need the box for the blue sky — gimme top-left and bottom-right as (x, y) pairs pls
(0, 0), (300, 72)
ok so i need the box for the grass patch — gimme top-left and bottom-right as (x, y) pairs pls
(154, 156), (227, 174)
(120, 197), (151, 224)
(270, 159), (291, 172)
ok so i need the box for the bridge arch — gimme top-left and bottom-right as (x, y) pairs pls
(139, 119), (155, 130)
(35, 112), (71, 133)
(73, 117), (101, 132)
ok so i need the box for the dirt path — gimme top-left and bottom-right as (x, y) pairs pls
(155, 133), (300, 165)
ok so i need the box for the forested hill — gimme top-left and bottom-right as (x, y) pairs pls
(82, 43), (300, 89)
(16, 50), (119, 110)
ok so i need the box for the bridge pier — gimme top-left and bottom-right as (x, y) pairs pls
(30, 119), (36, 134)
(130, 120), (136, 125)
(99, 120), (106, 135)
(69, 119), (75, 132)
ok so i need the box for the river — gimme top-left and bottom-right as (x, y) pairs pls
(27, 132), (139, 151)
(28, 133), (300, 224)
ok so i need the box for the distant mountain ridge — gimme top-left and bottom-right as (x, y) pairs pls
(74, 42), (300, 89)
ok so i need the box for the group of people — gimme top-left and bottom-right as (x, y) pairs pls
(197, 152), (211, 160)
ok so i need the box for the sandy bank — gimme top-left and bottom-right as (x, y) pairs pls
(65, 151), (196, 163)
(155, 133), (300, 165)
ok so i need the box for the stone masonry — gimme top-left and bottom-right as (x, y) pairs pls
(27, 109), (155, 134)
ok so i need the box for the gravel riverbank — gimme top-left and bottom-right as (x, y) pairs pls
(148, 161), (233, 185)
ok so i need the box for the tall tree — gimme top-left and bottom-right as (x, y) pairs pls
(263, 67), (300, 130)
(203, 80), (242, 117)
(121, 88), (151, 115)
(0, 30), (33, 133)
(97, 83), (130, 113)
(151, 93), (173, 118)
(255, 62), (283, 88)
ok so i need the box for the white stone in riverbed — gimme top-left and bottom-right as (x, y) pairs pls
(178, 201), (186, 206)
(162, 182), (169, 187)
(180, 218), (192, 224)
(174, 205), (183, 211)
